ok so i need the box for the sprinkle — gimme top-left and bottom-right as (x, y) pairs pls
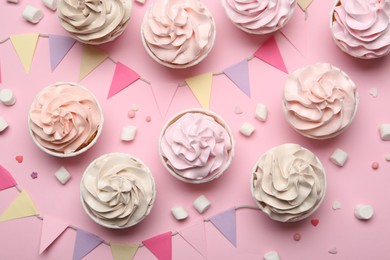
(128, 110), (136, 119)
(328, 246), (338, 254)
(131, 103), (139, 111)
(310, 218), (319, 227)
(234, 106), (243, 114)
(385, 154), (390, 161)
(332, 200), (341, 210)
(371, 161), (379, 170)
(30, 171), (38, 179)
(369, 88), (378, 98)
(293, 233), (301, 241)
(145, 116), (151, 122)
(15, 155), (23, 163)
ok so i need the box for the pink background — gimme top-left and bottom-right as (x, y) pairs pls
(1, 0), (390, 259)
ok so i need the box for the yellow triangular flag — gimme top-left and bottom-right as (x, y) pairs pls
(297, 0), (313, 11)
(185, 72), (213, 109)
(110, 242), (139, 260)
(10, 33), (39, 73)
(0, 190), (39, 222)
(79, 45), (108, 80)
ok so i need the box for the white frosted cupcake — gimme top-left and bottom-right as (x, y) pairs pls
(141, 0), (216, 68)
(28, 82), (103, 157)
(251, 143), (326, 222)
(57, 0), (132, 44)
(221, 0), (296, 34)
(159, 109), (235, 183)
(282, 63), (358, 140)
(80, 153), (156, 229)
(330, 0), (390, 59)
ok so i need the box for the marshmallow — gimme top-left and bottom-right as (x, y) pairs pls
(255, 103), (268, 122)
(380, 124), (390, 141)
(0, 89), (16, 106)
(7, 0), (18, 4)
(354, 204), (374, 220)
(330, 148), (348, 167)
(42, 0), (57, 11)
(263, 251), (280, 260)
(0, 116), (8, 132)
(121, 126), (137, 141)
(240, 122), (255, 137)
(22, 5), (44, 24)
(131, 103), (139, 111)
(234, 106), (243, 114)
(54, 166), (71, 185)
(171, 206), (188, 220)
(385, 154), (390, 161)
(193, 195), (211, 214)
(332, 200), (341, 210)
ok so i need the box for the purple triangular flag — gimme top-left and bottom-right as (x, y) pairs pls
(73, 229), (103, 260)
(223, 59), (250, 97)
(49, 35), (76, 71)
(209, 208), (237, 247)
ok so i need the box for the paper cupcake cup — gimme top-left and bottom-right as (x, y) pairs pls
(159, 108), (235, 184)
(80, 153), (156, 229)
(28, 82), (104, 157)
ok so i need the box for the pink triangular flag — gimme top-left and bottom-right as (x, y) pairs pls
(0, 164), (17, 191)
(178, 218), (207, 259)
(209, 208), (237, 247)
(107, 62), (140, 99)
(39, 215), (68, 254)
(49, 35), (76, 71)
(223, 59), (251, 97)
(254, 36), (288, 73)
(142, 232), (172, 260)
(73, 229), (103, 260)
(0, 61), (2, 83)
(151, 83), (178, 117)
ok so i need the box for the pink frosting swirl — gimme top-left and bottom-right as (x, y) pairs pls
(142, 0), (216, 68)
(160, 111), (233, 182)
(283, 63), (358, 139)
(222, 0), (296, 34)
(29, 83), (102, 154)
(331, 0), (390, 58)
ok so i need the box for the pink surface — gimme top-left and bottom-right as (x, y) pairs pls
(1, 0), (390, 259)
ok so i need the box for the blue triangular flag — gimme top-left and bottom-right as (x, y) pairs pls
(223, 59), (251, 97)
(209, 208), (237, 247)
(49, 35), (76, 71)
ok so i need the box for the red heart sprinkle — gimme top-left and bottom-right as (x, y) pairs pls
(311, 218), (319, 227)
(15, 155), (23, 163)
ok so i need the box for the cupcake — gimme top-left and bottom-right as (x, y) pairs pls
(251, 143), (326, 222)
(80, 153), (156, 228)
(282, 63), (358, 140)
(141, 0), (216, 68)
(28, 82), (103, 157)
(57, 0), (132, 44)
(330, 0), (390, 59)
(159, 109), (235, 183)
(221, 0), (296, 34)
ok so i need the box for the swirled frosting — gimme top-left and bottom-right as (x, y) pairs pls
(222, 0), (296, 34)
(160, 111), (233, 181)
(57, 0), (132, 44)
(142, 0), (215, 67)
(81, 153), (155, 228)
(29, 83), (102, 154)
(331, 0), (390, 58)
(252, 143), (326, 222)
(283, 63), (358, 139)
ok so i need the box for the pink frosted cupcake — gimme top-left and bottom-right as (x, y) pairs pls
(221, 0), (296, 34)
(330, 0), (390, 59)
(282, 63), (358, 140)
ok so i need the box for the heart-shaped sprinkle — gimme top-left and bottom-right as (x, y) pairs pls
(333, 200), (341, 210)
(328, 246), (337, 254)
(234, 106), (243, 114)
(311, 218), (319, 227)
(15, 155), (23, 163)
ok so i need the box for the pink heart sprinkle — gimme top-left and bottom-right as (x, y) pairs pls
(15, 155), (23, 163)
(311, 218), (319, 227)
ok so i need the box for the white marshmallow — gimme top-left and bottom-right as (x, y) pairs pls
(7, 0), (19, 4)
(54, 166), (71, 185)
(171, 206), (188, 220)
(240, 122), (255, 137)
(380, 124), (390, 141)
(255, 103), (268, 122)
(0, 116), (8, 132)
(42, 0), (57, 11)
(193, 195), (211, 214)
(330, 148), (348, 167)
(332, 200), (341, 210)
(22, 5), (44, 24)
(263, 250), (280, 260)
(131, 103), (139, 111)
(121, 126), (137, 141)
(0, 89), (16, 106)
(354, 204), (374, 220)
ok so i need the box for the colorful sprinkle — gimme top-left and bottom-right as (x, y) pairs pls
(293, 233), (301, 241)
(332, 200), (342, 210)
(310, 218), (319, 227)
(131, 103), (139, 111)
(234, 106), (243, 114)
(30, 171), (38, 179)
(371, 161), (379, 170)
(145, 116), (151, 122)
(128, 110), (136, 119)
(328, 246), (338, 254)
(15, 155), (23, 163)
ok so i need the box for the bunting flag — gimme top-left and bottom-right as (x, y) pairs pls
(254, 36), (288, 73)
(142, 231), (172, 260)
(150, 83), (178, 117)
(49, 34), (76, 71)
(110, 242), (139, 260)
(178, 218), (207, 259)
(297, 0), (314, 11)
(0, 190), (39, 222)
(10, 33), (39, 73)
(0, 61), (2, 83)
(79, 45), (108, 81)
(185, 72), (213, 109)
(209, 207), (237, 247)
(107, 62), (140, 99)
(39, 215), (68, 254)
(0, 164), (17, 191)
(72, 229), (103, 260)
(223, 59), (251, 97)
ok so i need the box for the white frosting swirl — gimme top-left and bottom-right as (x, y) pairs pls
(283, 63), (358, 139)
(222, 0), (296, 34)
(252, 143), (326, 222)
(80, 153), (155, 228)
(57, 0), (132, 44)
